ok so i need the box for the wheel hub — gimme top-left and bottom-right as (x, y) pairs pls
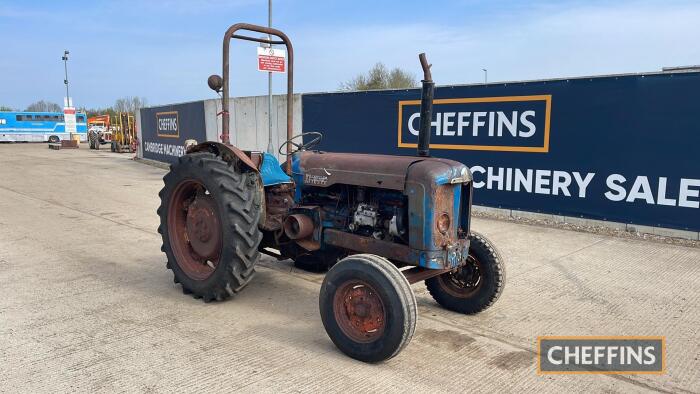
(167, 179), (222, 281)
(185, 195), (221, 261)
(439, 255), (483, 298)
(334, 281), (385, 343)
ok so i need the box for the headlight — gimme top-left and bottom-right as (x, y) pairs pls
(437, 212), (451, 233)
(450, 167), (470, 183)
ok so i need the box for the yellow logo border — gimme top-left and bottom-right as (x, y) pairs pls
(156, 111), (180, 139)
(397, 95), (552, 153)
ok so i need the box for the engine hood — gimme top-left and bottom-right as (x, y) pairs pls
(295, 151), (470, 191)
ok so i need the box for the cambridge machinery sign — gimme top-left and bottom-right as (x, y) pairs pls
(140, 102), (206, 164)
(398, 95), (551, 153)
(302, 71), (700, 232)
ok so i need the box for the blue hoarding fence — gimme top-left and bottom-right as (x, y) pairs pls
(302, 71), (700, 232)
(140, 101), (207, 164)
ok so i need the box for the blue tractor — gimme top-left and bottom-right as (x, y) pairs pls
(158, 23), (506, 362)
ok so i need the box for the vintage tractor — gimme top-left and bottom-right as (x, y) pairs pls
(157, 23), (506, 362)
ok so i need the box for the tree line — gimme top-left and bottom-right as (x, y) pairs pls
(0, 96), (148, 118)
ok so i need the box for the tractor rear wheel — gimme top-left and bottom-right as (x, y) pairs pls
(88, 133), (97, 149)
(319, 254), (416, 362)
(157, 152), (263, 302)
(426, 232), (505, 314)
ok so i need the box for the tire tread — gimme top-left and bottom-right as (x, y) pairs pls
(157, 152), (262, 302)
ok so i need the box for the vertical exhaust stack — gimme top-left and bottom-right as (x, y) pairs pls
(417, 53), (434, 157)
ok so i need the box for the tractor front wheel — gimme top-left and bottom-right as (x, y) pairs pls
(426, 232), (505, 314)
(157, 152), (263, 302)
(319, 254), (416, 362)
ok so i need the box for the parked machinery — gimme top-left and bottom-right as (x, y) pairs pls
(87, 115), (111, 149)
(110, 112), (136, 153)
(157, 23), (506, 362)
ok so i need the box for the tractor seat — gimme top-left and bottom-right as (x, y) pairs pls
(259, 152), (293, 186)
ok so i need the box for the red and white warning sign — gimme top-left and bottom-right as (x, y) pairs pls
(257, 47), (286, 73)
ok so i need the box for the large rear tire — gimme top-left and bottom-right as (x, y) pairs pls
(426, 232), (505, 314)
(157, 152), (263, 302)
(319, 254), (416, 362)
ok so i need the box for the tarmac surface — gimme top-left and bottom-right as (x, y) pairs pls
(0, 143), (698, 393)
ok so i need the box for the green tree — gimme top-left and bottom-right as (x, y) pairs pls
(341, 63), (418, 91)
(0, 105), (16, 112)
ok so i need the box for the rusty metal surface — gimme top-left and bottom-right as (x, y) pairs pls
(185, 194), (222, 261)
(333, 280), (386, 343)
(298, 151), (471, 191)
(436, 254), (483, 298)
(324, 229), (414, 263)
(283, 214), (314, 240)
(285, 206), (322, 251)
(248, 152), (262, 169)
(188, 141), (259, 173)
(220, 23), (294, 173)
(417, 53), (434, 157)
(298, 151), (421, 190)
(60, 140), (79, 149)
(419, 53), (432, 81)
(402, 267), (452, 284)
(405, 160), (465, 252)
(167, 179), (219, 281)
(432, 185), (456, 247)
(261, 183), (294, 231)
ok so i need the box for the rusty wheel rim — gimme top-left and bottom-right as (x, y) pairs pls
(333, 280), (386, 343)
(438, 254), (483, 298)
(167, 179), (222, 281)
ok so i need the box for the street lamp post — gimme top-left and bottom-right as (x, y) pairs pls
(482, 68), (487, 84)
(62, 50), (70, 107)
(266, 0), (274, 155)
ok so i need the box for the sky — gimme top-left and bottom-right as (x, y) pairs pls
(1, 0), (699, 110)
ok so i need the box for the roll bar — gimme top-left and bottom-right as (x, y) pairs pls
(219, 23), (294, 170)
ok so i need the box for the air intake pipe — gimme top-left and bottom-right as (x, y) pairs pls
(417, 53), (434, 157)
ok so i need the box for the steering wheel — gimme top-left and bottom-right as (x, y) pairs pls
(279, 132), (323, 155)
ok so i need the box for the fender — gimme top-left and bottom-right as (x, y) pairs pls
(187, 141), (259, 173)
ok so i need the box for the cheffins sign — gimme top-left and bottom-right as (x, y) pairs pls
(398, 95), (551, 152)
(156, 111), (179, 138)
(302, 71), (700, 232)
(140, 102), (206, 164)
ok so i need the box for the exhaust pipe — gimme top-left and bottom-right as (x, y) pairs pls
(417, 53), (434, 157)
(283, 214), (314, 240)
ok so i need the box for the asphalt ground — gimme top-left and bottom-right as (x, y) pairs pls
(0, 143), (698, 393)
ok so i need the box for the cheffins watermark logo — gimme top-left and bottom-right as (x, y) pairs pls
(538, 336), (665, 374)
(398, 95), (551, 152)
(156, 111), (179, 138)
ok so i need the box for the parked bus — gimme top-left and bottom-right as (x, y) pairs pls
(0, 111), (88, 142)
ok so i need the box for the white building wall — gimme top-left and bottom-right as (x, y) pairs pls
(203, 94), (302, 162)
